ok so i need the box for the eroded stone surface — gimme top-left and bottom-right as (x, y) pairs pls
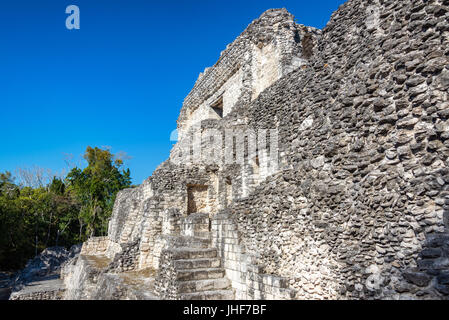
(23, 0), (449, 300)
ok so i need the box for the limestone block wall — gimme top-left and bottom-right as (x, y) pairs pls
(181, 213), (210, 238)
(137, 162), (222, 269)
(80, 237), (109, 256)
(170, 117), (282, 209)
(106, 240), (140, 273)
(177, 8), (321, 138)
(103, 163), (217, 268)
(138, 197), (164, 269)
(103, 185), (146, 261)
(62, 255), (107, 300)
(162, 208), (182, 235)
(179, 68), (244, 139)
(223, 69), (244, 117)
(67, 0), (449, 301)
(153, 250), (178, 299)
(104, 150), (276, 270)
(251, 43), (281, 100)
(212, 214), (247, 299)
(10, 289), (64, 300)
(216, 0), (449, 299)
(212, 213), (296, 299)
(168, 0), (449, 300)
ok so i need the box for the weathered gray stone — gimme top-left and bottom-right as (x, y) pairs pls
(23, 0), (449, 300)
(402, 270), (432, 287)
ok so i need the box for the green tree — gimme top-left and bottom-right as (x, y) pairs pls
(0, 171), (19, 198)
(66, 147), (131, 239)
(0, 147), (132, 270)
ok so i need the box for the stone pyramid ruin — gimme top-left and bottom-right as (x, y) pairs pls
(11, 0), (449, 300)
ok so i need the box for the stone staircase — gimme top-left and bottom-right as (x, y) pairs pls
(171, 247), (233, 300)
(155, 213), (234, 300)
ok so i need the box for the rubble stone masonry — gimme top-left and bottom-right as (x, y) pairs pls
(58, 0), (449, 300)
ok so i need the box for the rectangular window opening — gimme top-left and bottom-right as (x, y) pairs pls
(210, 96), (224, 118)
(187, 184), (208, 215)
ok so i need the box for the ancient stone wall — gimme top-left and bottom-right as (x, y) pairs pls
(216, 0), (449, 299)
(63, 0), (449, 300)
(80, 237), (109, 256)
(154, 250), (178, 299)
(106, 240), (140, 273)
(62, 254), (113, 300)
(136, 162), (222, 270)
(177, 9), (320, 139)
(10, 289), (64, 300)
(212, 213), (295, 299)
(163, 0), (449, 299)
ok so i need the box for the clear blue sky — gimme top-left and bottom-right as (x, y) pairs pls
(0, 0), (346, 185)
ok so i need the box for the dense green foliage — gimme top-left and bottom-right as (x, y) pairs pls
(0, 147), (132, 270)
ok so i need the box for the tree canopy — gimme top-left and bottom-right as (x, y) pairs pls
(0, 147), (132, 270)
(66, 146), (132, 238)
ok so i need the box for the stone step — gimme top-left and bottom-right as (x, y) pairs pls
(174, 257), (221, 269)
(182, 212), (210, 224)
(178, 278), (230, 293)
(179, 289), (234, 300)
(171, 248), (217, 260)
(186, 231), (211, 239)
(176, 268), (225, 281)
(163, 235), (211, 249)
